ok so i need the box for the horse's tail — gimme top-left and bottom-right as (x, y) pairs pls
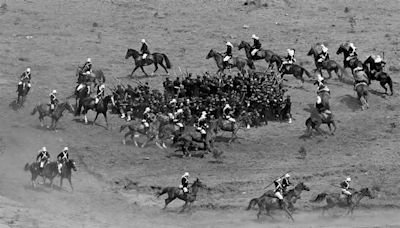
(24, 163), (30, 171)
(301, 66), (313, 78)
(155, 188), (168, 198)
(310, 193), (328, 203)
(246, 197), (259, 210)
(162, 54), (171, 69)
(387, 75), (393, 95)
(31, 106), (38, 115)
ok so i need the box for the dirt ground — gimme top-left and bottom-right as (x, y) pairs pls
(0, 0), (400, 227)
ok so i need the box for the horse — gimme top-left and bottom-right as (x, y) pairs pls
(75, 95), (112, 128)
(311, 187), (374, 215)
(270, 55), (313, 84)
(355, 82), (369, 110)
(253, 191), (294, 221)
(119, 119), (163, 149)
(216, 116), (248, 143)
(305, 113), (336, 136)
(59, 159), (78, 191)
(70, 83), (92, 108)
(363, 56), (393, 95)
(24, 161), (59, 189)
(307, 46), (346, 80)
(205, 49), (255, 75)
(17, 81), (30, 106)
(318, 90), (331, 111)
(247, 182), (310, 212)
(76, 67), (106, 85)
(125, 48), (171, 76)
(238, 41), (276, 69)
(156, 178), (206, 212)
(336, 43), (364, 73)
(31, 100), (75, 129)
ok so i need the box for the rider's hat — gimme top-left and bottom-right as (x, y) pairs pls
(349, 42), (356, 50)
(226, 42), (233, 47)
(42, 146), (47, 151)
(52, 89), (57, 94)
(87, 58), (91, 63)
(183, 172), (190, 177)
(141, 39), (146, 43)
(374, 55), (382, 63)
(346, 177), (351, 182)
(284, 173), (290, 178)
(26, 68), (31, 73)
(63, 147), (68, 151)
(251, 34), (259, 40)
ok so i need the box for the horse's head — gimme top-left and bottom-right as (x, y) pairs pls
(238, 41), (249, 50)
(192, 178), (206, 189)
(271, 54), (283, 67)
(295, 182), (310, 191)
(307, 47), (316, 57)
(336, 43), (348, 55)
(206, 49), (216, 59)
(68, 159), (78, 171)
(359, 187), (374, 199)
(125, 48), (139, 60)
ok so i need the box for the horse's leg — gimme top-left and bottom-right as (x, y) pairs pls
(327, 70), (332, 79)
(159, 62), (168, 74)
(60, 177), (63, 190)
(153, 63), (158, 74)
(93, 112), (99, 125)
(163, 197), (175, 210)
(140, 66), (148, 76)
(68, 177), (73, 191)
(123, 132), (131, 145)
(380, 81), (388, 95)
(103, 112), (108, 128)
(130, 66), (138, 77)
(180, 201), (188, 213)
(84, 114), (88, 124)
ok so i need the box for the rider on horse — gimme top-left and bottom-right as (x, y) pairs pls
(140, 39), (150, 60)
(353, 66), (369, 89)
(57, 147), (69, 174)
(279, 49), (296, 73)
(340, 177), (353, 204)
(251, 34), (262, 58)
(223, 42), (233, 68)
(95, 83), (105, 104)
(174, 108), (185, 131)
(281, 173), (292, 195)
(197, 111), (209, 141)
(370, 55), (386, 79)
(273, 178), (285, 208)
(316, 95), (331, 121)
(17, 67), (31, 93)
(49, 90), (58, 114)
(317, 44), (329, 68)
(222, 101), (236, 129)
(346, 42), (358, 64)
(36, 147), (50, 172)
(180, 172), (190, 197)
(142, 107), (152, 133)
(82, 58), (92, 75)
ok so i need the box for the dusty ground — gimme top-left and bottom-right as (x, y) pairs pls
(0, 0), (400, 227)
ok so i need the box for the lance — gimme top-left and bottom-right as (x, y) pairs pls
(264, 170), (293, 189)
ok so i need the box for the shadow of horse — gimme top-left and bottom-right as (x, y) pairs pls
(339, 94), (361, 112)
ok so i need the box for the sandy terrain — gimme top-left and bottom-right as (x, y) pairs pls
(0, 0), (400, 227)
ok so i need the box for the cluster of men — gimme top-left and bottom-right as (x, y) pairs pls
(36, 146), (70, 174)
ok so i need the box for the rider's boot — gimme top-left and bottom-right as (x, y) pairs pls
(17, 84), (22, 93)
(278, 199), (284, 209)
(347, 196), (352, 205)
(26, 86), (30, 94)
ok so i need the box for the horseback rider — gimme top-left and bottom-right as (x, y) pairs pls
(316, 80), (330, 94)
(17, 67), (32, 93)
(273, 178), (284, 208)
(281, 173), (292, 195)
(346, 42), (357, 63)
(180, 172), (190, 197)
(36, 147), (50, 171)
(340, 177), (353, 204)
(317, 44), (329, 68)
(251, 34), (262, 58)
(174, 108), (185, 131)
(140, 39), (150, 60)
(279, 49), (296, 73)
(316, 95), (331, 121)
(49, 90), (58, 114)
(353, 66), (369, 90)
(82, 58), (92, 75)
(142, 107), (152, 133)
(223, 42), (233, 68)
(197, 111), (209, 141)
(95, 83), (105, 104)
(222, 102), (236, 129)
(370, 55), (386, 79)
(57, 147), (69, 174)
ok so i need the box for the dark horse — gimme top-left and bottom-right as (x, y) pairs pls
(336, 43), (364, 74)
(270, 55), (313, 84)
(17, 81), (30, 106)
(59, 159), (78, 191)
(206, 49), (255, 75)
(24, 161), (58, 189)
(156, 178), (206, 212)
(238, 41), (276, 69)
(31, 101), (75, 129)
(76, 67), (106, 85)
(305, 113), (336, 136)
(363, 56), (393, 95)
(125, 48), (171, 76)
(311, 187), (374, 215)
(75, 95), (112, 128)
(307, 46), (346, 80)
(247, 182), (310, 212)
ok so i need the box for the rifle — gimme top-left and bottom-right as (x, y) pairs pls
(264, 170), (293, 189)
